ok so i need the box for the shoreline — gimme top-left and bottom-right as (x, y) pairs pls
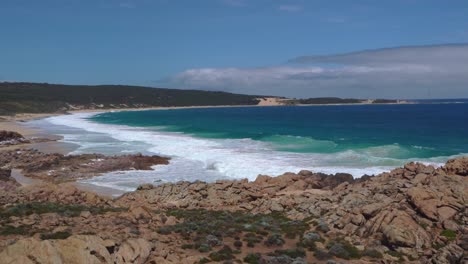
(1, 118), (130, 196)
(0, 98), (458, 124)
(1, 103), (465, 198)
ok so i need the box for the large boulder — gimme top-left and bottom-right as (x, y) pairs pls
(113, 238), (152, 264)
(0, 130), (25, 143)
(0, 235), (153, 264)
(429, 243), (464, 264)
(367, 210), (431, 249)
(0, 235), (112, 264)
(443, 157), (468, 176)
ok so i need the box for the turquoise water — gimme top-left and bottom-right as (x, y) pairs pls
(91, 103), (468, 160)
(40, 102), (468, 191)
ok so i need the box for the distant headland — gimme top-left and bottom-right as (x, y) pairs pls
(0, 82), (409, 116)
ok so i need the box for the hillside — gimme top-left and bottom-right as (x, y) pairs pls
(0, 82), (261, 115)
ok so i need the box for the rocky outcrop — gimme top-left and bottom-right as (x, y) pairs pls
(0, 235), (153, 264)
(0, 130), (28, 145)
(444, 157), (468, 176)
(0, 168), (20, 192)
(0, 182), (108, 206)
(115, 158), (467, 262)
(0, 157), (467, 263)
(0, 149), (169, 182)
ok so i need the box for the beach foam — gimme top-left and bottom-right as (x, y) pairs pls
(43, 112), (454, 191)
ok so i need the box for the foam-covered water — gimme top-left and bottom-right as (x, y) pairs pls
(37, 103), (468, 191)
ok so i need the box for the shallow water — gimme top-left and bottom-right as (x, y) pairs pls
(33, 102), (468, 191)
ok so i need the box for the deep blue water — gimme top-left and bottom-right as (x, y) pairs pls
(40, 101), (468, 190)
(91, 103), (468, 159)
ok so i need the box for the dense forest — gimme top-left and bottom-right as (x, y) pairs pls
(0, 82), (261, 115)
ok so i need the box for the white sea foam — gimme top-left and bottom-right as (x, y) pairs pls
(43, 113), (455, 191)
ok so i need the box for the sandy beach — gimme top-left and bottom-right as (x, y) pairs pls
(0, 116), (129, 196)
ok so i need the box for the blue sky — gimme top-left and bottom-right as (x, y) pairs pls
(1, 0), (468, 98)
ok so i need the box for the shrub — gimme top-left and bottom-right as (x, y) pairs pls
(244, 253), (261, 264)
(264, 234), (285, 247)
(196, 257), (210, 264)
(314, 249), (332, 260)
(233, 240), (242, 248)
(209, 246), (234, 261)
(0, 225), (30, 236)
(440, 229), (456, 241)
(0, 203), (124, 219)
(163, 209), (310, 246)
(297, 239), (316, 251)
(326, 240), (361, 259)
(198, 244), (212, 253)
(40, 231), (71, 240)
(181, 244), (194, 249)
(269, 248), (306, 258)
(363, 248), (383, 259)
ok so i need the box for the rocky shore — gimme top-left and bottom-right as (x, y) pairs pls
(0, 148), (169, 183)
(0, 130), (466, 264)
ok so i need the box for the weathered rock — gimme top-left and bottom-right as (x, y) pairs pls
(113, 238), (152, 264)
(429, 243), (464, 264)
(0, 149), (169, 183)
(0, 235), (112, 264)
(1, 151), (467, 264)
(380, 210), (430, 249)
(0, 130), (27, 145)
(443, 157), (468, 176)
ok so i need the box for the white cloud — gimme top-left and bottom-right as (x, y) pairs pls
(278, 5), (302, 12)
(161, 44), (468, 99)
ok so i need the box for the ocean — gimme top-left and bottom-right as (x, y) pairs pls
(33, 102), (468, 192)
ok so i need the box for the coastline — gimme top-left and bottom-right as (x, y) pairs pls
(1, 101), (465, 197)
(0, 117), (128, 196)
(1, 107), (467, 263)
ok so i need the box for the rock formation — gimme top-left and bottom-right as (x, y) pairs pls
(0, 149), (169, 182)
(0, 156), (466, 263)
(0, 130), (28, 145)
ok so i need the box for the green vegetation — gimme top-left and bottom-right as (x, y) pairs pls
(244, 253), (261, 264)
(297, 239), (317, 251)
(158, 209), (311, 255)
(161, 209), (309, 238)
(440, 229), (457, 240)
(0, 82), (261, 115)
(264, 233), (285, 246)
(197, 244), (212, 253)
(362, 248), (383, 259)
(268, 248), (306, 258)
(208, 246), (234, 261)
(326, 239), (361, 259)
(386, 250), (405, 262)
(0, 202), (125, 219)
(0, 225), (31, 236)
(40, 231), (72, 240)
(314, 249), (332, 260)
(195, 257), (210, 264)
(181, 244), (194, 249)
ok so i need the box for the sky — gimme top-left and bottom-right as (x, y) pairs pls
(1, 0), (468, 98)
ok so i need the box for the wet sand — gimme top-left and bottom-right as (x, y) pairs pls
(11, 169), (43, 186)
(1, 118), (128, 197)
